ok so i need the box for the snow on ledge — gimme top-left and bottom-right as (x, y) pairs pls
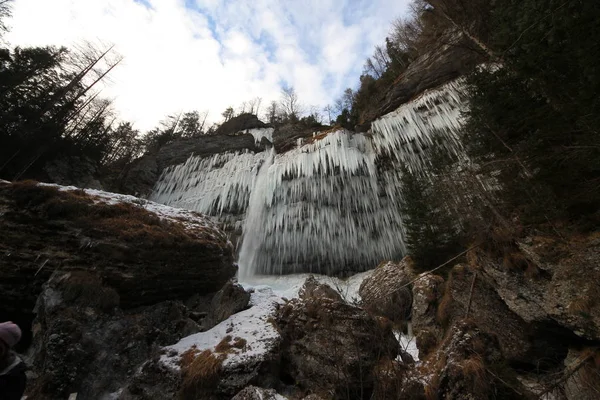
(161, 286), (283, 371)
(36, 182), (231, 245)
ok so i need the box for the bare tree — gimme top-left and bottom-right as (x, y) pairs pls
(265, 101), (278, 124)
(222, 107), (234, 122)
(0, 0), (12, 37)
(254, 97), (262, 116)
(364, 45), (390, 78)
(198, 110), (209, 133)
(308, 105), (322, 124)
(238, 101), (247, 115)
(279, 85), (302, 120)
(323, 104), (334, 125)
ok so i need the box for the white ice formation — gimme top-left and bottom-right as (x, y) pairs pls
(246, 127), (274, 144)
(150, 79), (468, 276)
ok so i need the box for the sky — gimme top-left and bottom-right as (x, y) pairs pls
(5, 0), (410, 131)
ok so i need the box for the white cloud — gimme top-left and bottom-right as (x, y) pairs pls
(6, 0), (410, 131)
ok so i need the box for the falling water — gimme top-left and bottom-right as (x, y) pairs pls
(237, 148), (275, 279)
(150, 80), (469, 276)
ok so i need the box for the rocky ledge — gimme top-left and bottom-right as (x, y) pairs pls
(0, 180), (238, 399)
(0, 180), (235, 315)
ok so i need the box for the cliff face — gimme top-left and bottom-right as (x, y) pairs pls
(0, 181), (235, 316)
(359, 33), (484, 128)
(119, 133), (264, 198)
(0, 180), (238, 399)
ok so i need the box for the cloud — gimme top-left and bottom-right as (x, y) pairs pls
(6, 0), (410, 131)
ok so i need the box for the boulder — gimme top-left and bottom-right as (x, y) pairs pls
(28, 270), (200, 400)
(0, 181), (235, 318)
(155, 287), (283, 400)
(359, 258), (415, 323)
(298, 276), (342, 302)
(411, 273), (445, 357)
(204, 280), (251, 330)
(441, 264), (539, 364)
(424, 320), (531, 400)
(276, 294), (399, 398)
(215, 113), (267, 135)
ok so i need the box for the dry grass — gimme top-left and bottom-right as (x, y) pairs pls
(502, 251), (529, 271)
(372, 358), (406, 400)
(416, 329), (439, 358)
(180, 347), (200, 369)
(581, 348), (600, 391)
(424, 372), (441, 400)
(232, 337), (247, 349)
(568, 284), (600, 317)
(179, 349), (226, 400)
(214, 335), (233, 353)
(460, 356), (489, 396)
(59, 271), (120, 311)
(436, 281), (454, 326)
(4, 180), (206, 249)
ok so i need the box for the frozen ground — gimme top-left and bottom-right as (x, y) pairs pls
(162, 271), (419, 374)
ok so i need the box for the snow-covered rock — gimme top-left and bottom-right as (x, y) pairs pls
(0, 180), (235, 314)
(161, 287), (283, 397)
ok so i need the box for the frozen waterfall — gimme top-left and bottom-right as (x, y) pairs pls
(150, 80), (467, 276)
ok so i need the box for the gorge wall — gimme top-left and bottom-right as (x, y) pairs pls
(149, 79), (467, 276)
(114, 40), (483, 277)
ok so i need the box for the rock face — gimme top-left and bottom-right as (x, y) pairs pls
(424, 320), (530, 400)
(402, 233), (600, 400)
(204, 280), (251, 330)
(44, 155), (104, 190)
(29, 270), (201, 399)
(276, 292), (399, 398)
(411, 273), (444, 357)
(360, 32), (484, 126)
(441, 264), (547, 365)
(0, 181), (235, 319)
(477, 235), (600, 341)
(118, 118), (324, 198)
(298, 275), (343, 302)
(119, 132), (263, 197)
(271, 123), (327, 153)
(359, 258), (415, 323)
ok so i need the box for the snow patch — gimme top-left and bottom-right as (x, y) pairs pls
(395, 327), (420, 362)
(162, 286), (282, 371)
(38, 183), (228, 244)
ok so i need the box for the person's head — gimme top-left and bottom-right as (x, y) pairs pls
(0, 322), (21, 357)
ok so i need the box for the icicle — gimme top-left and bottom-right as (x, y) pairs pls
(151, 78), (472, 277)
(245, 128), (274, 144)
(150, 150), (267, 216)
(371, 78), (468, 174)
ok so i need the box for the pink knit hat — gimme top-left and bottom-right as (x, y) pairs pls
(0, 321), (22, 348)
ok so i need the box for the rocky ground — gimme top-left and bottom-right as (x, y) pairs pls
(1, 180), (599, 399)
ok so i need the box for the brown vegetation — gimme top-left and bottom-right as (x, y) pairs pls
(179, 349), (226, 400)
(3, 180), (211, 249)
(214, 335), (233, 353)
(232, 337), (247, 350)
